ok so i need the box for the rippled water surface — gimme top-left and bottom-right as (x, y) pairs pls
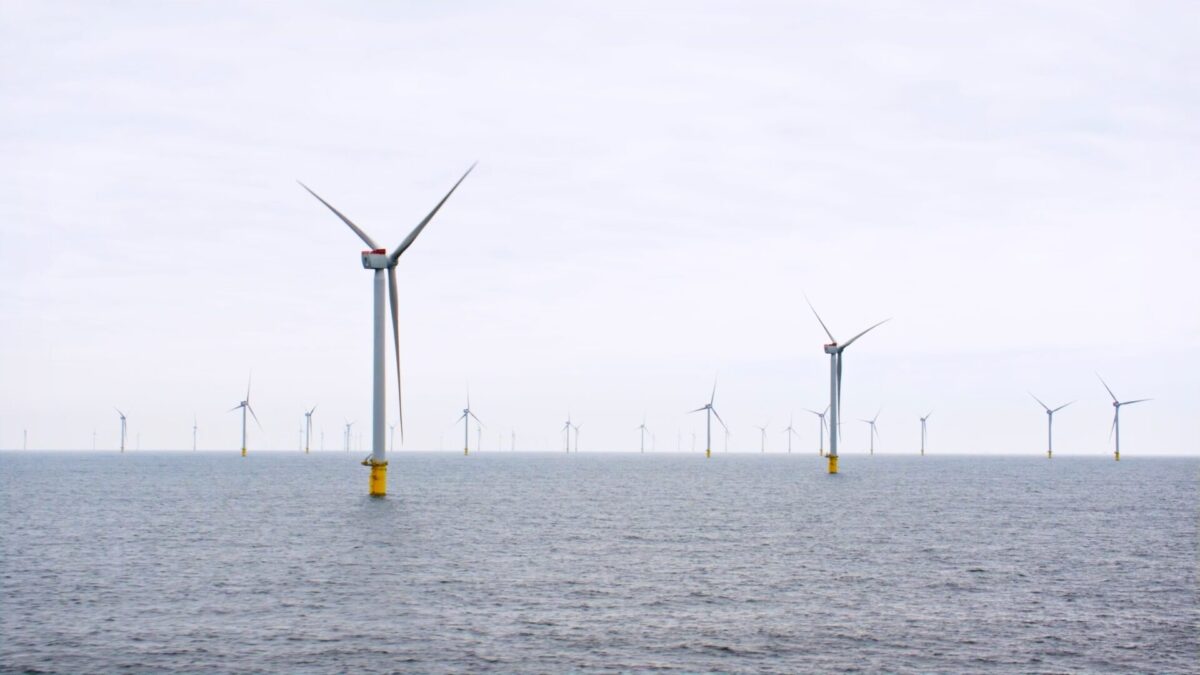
(1, 452), (1196, 673)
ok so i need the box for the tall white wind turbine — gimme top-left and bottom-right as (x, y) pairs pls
(918, 410), (933, 456)
(561, 414), (572, 453)
(782, 415), (800, 454)
(457, 392), (482, 456)
(688, 380), (727, 459)
(1097, 375), (1151, 461)
(301, 164), (475, 496)
(228, 374), (260, 457)
(192, 414), (198, 451)
(755, 423), (768, 453)
(304, 405), (317, 454)
(116, 408), (127, 453)
(637, 416), (650, 453)
(1029, 394), (1070, 459)
(572, 423), (582, 453)
(860, 409), (881, 455)
(805, 405), (829, 456)
(344, 421), (354, 453)
(806, 296), (889, 474)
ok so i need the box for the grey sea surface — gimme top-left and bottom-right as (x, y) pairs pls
(1, 452), (1196, 673)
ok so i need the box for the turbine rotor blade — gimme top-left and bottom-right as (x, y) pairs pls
(1029, 392), (1050, 411)
(1051, 401), (1074, 413)
(389, 163), (477, 264)
(1109, 412), (1117, 440)
(688, 406), (706, 414)
(1096, 373), (1118, 403)
(804, 294), (836, 343)
(710, 379), (717, 406)
(712, 408), (728, 431)
(842, 318), (891, 349)
(298, 181), (380, 249)
(469, 411), (483, 426)
(248, 404), (262, 429)
(1121, 398), (1152, 406)
(388, 266), (404, 441)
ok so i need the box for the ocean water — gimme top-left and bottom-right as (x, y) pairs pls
(1, 451), (1196, 673)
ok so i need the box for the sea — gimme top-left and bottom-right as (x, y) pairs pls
(1, 451), (1196, 673)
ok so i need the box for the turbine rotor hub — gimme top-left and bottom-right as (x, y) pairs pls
(824, 343), (838, 354)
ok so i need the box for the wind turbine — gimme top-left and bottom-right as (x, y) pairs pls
(572, 423), (582, 453)
(116, 408), (127, 452)
(688, 380), (727, 458)
(561, 414), (572, 453)
(300, 164), (475, 496)
(919, 410), (933, 456)
(636, 416), (650, 453)
(304, 405), (317, 454)
(1098, 375), (1151, 461)
(806, 296), (889, 474)
(389, 422), (396, 453)
(1030, 394), (1071, 459)
(192, 414), (198, 451)
(805, 405), (829, 456)
(860, 409), (881, 455)
(782, 415), (800, 453)
(755, 423), (768, 453)
(458, 393), (482, 456)
(344, 421), (354, 452)
(228, 374), (260, 457)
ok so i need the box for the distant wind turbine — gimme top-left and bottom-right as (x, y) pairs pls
(919, 410), (933, 456)
(782, 415), (800, 453)
(458, 392), (482, 456)
(192, 414), (198, 451)
(688, 380), (728, 459)
(636, 416), (650, 453)
(389, 422), (396, 453)
(572, 423), (582, 453)
(860, 409), (881, 455)
(805, 405), (829, 456)
(344, 421), (354, 453)
(1097, 375), (1151, 461)
(806, 296), (890, 474)
(561, 414), (572, 453)
(116, 408), (127, 453)
(300, 163), (475, 496)
(228, 374), (260, 457)
(755, 423), (768, 453)
(1030, 394), (1071, 459)
(304, 405), (317, 454)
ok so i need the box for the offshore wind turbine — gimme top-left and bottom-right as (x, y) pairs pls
(192, 414), (198, 451)
(755, 423), (768, 453)
(860, 409), (881, 455)
(782, 415), (800, 454)
(301, 164), (475, 496)
(572, 423), (582, 453)
(228, 374), (260, 457)
(389, 422), (396, 453)
(805, 405), (829, 456)
(636, 416), (650, 453)
(1098, 375), (1151, 461)
(688, 381), (727, 459)
(116, 408), (127, 452)
(919, 410), (933, 456)
(806, 296), (889, 474)
(304, 405), (317, 454)
(561, 414), (572, 453)
(458, 393), (482, 456)
(1030, 394), (1071, 459)
(344, 421), (354, 452)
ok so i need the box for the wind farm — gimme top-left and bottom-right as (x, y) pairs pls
(2, 4), (1194, 674)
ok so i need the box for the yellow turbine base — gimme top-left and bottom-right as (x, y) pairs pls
(464, 447), (469, 456)
(828, 455), (838, 474)
(368, 461), (387, 496)
(706, 448), (711, 458)
(241, 447), (246, 457)
(1048, 450), (1052, 459)
(1114, 451), (1120, 462)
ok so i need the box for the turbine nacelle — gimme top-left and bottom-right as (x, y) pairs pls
(824, 343), (839, 354)
(361, 249), (390, 269)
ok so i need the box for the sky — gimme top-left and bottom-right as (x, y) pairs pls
(2, 1), (1197, 455)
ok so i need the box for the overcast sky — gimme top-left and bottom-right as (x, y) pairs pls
(3, 1), (1197, 456)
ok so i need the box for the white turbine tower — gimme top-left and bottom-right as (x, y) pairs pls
(860, 409), (881, 455)
(228, 374), (260, 457)
(755, 423), (768, 453)
(300, 164), (475, 496)
(1030, 394), (1071, 459)
(304, 405), (317, 454)
(1097, 375), (1151, 462)
(637, 416), (651, 453)
(919, 410), (933, 456)
(192, 414), (198, 451)
(688, 381), (727, 459)
(344, 421), (354, 453)
(389, 422), (396, 453)
(805, 405), (829, 456)
(782, 415), (800, 453)
(806, 296), (889, 474)
(561, 414), (572, 453)
(572, 423), (582, 453)
(116, 408), (127, 453)
(458, 393), (482, 456)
